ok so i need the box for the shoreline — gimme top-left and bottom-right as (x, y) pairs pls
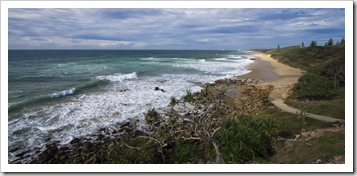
(17, 52), (304, 164)
(239, 52), (303, 100)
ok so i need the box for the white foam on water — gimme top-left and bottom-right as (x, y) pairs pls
(227, 54), (242, 59)
(172, 57), (253, 75)
(140, 57), (192, 62)
(213, 58), (227, 61)
(8, 54), (253, 163)
(50, 88), (76, 98)
(96, 72), (137, 82)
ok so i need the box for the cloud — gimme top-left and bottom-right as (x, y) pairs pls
(8, 8), (345, 49)
(9, 36), (146, 49)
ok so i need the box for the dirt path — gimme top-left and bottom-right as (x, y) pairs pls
(269, 98), (343, 122)
(243, 53), (343, 123)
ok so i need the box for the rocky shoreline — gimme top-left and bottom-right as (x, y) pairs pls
(13, 76), (274, 164)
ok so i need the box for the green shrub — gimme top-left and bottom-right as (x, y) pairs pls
(170, 96), (177, 107)
(171, 140), (214, 164)
(201, 83), (210, 97)
(144, 108), (162, 125)
(183, 89), (194, 102)
(214, 116), (277, 163)
(292, 73), (335, 99)
(108, 135), (158, 163)
(309, 55), (345, 89)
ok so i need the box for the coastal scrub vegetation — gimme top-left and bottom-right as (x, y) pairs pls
(292, 73), (335, 99)
(267, 37), (345, 117)
(32, 40), (344, 164)
(170, 96), (178, 107)
(183, 89), (195, 102)
(106, 84), (280, 164)
(144, 108), (162, 125)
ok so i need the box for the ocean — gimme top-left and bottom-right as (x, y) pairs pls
(8, 50), (254, 163)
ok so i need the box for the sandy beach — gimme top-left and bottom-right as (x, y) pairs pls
(240, 53), (303, 100)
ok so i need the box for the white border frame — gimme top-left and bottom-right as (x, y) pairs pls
(1, 1), (353, 173)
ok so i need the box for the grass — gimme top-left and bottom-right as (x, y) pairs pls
(170, 96), (177, 107)
(144, 108), (162, 124)
(171, 140), (214, 164)
(108, 135), (158, 164)
(266, 45), (345, 71)
(270, 130), (345, 164)
(214, 116), (277, 163)
(251, 108), (326, 135)
(183, 89), (195, 103)
(285, 95), (345, 120)
(318, 131), (345, 156)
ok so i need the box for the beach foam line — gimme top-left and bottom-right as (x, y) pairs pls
(96, 72), (137, 82)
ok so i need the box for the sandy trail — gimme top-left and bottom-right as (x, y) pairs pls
(240, 53), (342, 122)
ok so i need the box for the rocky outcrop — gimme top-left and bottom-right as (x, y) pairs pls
(24, 77), (275, 164)
(234, 84), (274, 115)
(29, 121), (142, 164)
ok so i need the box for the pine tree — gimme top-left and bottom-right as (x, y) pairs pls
(301, 42), (304, 48)
(327, 38), (334, 46)
(309, 41), (317, 47)
(340, 37), (345, 45)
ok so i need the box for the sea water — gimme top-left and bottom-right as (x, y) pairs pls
(8, 50), (254, 163)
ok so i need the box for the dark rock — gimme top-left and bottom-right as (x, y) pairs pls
(15, 150), (31, 158)
(9, 147), (20, 153)
(155, 87), (160, 91)
(46, 140), (60, 147)
(68, 152), (80, 159)
(118, 128), (126, 133)
(59, 155), (66, 160)
(97, 134), (105, 140)
(120, 121), (130, 128)
(59, 144), (70, 151)
(112, 130), (118, 134)
(70, 138), (81, 144)
(98, 128), (106, 132)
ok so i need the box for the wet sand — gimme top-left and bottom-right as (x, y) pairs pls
(236, 52), (303, 100)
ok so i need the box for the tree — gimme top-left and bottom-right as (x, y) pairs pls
(319, 56), (345, 90)
(277, 45), (280, 49)
(301, 42), (305, 48)
(309, 41), (317, 47)
(292, 73), (335, 99)
(327, 38), (334, 46)
(340, 37), (345, 45)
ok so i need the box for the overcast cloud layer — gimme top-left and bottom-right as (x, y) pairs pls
(8, 8), (345, 50)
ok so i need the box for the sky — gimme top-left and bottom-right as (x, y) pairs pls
(8, 8), (345, 50)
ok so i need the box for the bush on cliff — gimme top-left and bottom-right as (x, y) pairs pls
(183, 89), (195, 102)
(108, 135), (158, 164)
(309, 55), (345, 89)
(214, 116), (277, 163)
(170, 116), (277, 164)
(144, 108), (162, 125)
(292, 73), (335, 99)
